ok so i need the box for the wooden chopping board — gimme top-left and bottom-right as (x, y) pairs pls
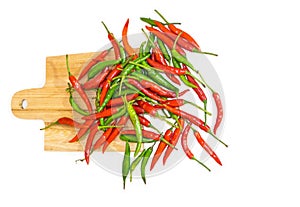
(11, 51), (131, 152)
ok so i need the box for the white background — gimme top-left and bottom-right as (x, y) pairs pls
(1, 0), (300, 206)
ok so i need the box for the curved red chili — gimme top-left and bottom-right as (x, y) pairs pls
(146, 58), (187, 76)
(150, 129), (173, 171)
(92, 121), (116, 151)
(122, 18), (137, 58)
(137, 100), (159, 115)
(40, 117), (87, 130)
(213, 92), (223, 134)
(102, 21), (120, 60)
(84, 123), (99, 164)
(127, 78), (166, 103)
(82, 107), (119, 120)
(181, 123), (210, 171)
(140, 79), (176, 98)
(83, 67), (110, 90)
(163, 118), (184, 165)
(68, 119), (94, 143)
(194, 130), (222, 166)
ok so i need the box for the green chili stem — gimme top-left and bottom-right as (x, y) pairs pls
(191, 157), (211, 172)
(208, 130), (228, 148)
(154, 9), (170, 24)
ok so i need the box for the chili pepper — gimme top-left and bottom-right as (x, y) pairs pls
(163, 118), (184, 165)
(212, 92), (223, 134)
(78, 47), (111, 80)
(145, 26), (186, 56)
(163, 104), (228, 147)
(68, 119), (94, 143)
(193, 130), (222, 166)
(66, 83), (90, 116)
(102, 116), (129, 153)
(157, 38), (171, 62)
(82, 107), (119, 120)
(83, 67), (110, 90)
(87, 59), (121, 79)
(127, 78), (166, 103)
(145, 58), (186, 75)
(121, 129), (175, 148)
(164, 99), (211, 115)
(138, 115), (159, 132)
(144, 62), (179, 93)
(122, 18), (137, 58)
(66, 55), (93, 113)
(137, 100), (159, 116)
(122, 141), (131, 189)
(97, 81), (119, 112)
(132, 105), (145, 114)
(144, 32), (155, 56)
(123, 96), (143, 157)
(40, 117), (87, 130)
(99, 65), (122, 106)
(129, 149), (146, 182)
(141, 144), (154, 184)
(140, 17), (181, 27)
(101, 21), (121, 60)
(120, 134), (156, 143)
(171, 58), (197, 88)
(84, 123), (99, 165)
(181, 123), (210, 171)
(150, 128), (173, 171)
(106, 93), (138, 107)
(140, 79), (177, 98)
(104, 107), (126, 126)
(92, 121), (116, 151)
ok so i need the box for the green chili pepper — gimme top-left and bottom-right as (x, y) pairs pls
(120, 134), (156, 143)
(131, 71), (154, 83)
(104, 107), (126, 126)
(95, 87), (101, 111)
(139, 41), (146, 58)
(124, 96), (143, 157)
(122, 141), (131, 189)
(119, 45), (127, 63)
(129, 149), (146, 182)
(140, 17), (181, 27)
(97, 81), (119, 112)
(66, 83), (89, 116)
(113, 89), (137, 97)
(144, 33), (155, 55)
(141, 144), (154, 184)
(157, 38), (171, 62)
(144, 62), (179, 93)
(88, 59), (121, 79)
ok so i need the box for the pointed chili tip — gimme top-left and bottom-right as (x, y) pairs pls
(68, 136), (79, 143)
(142, 178), (146, 184)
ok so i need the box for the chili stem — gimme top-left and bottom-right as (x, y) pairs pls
(191, 157), (211, 172)
(208, 130), (228, 148)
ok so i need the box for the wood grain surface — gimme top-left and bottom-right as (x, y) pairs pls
(11, 51), (136, 152)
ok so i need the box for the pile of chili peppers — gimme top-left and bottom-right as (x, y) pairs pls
(41, 10), (227, 189)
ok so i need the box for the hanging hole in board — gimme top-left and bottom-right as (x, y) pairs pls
(21, 99), (28, 109)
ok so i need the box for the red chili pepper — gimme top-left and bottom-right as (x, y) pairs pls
(92, 121), (116, 151)
(132, 105), (145, 114)
(78, 49), (110, 80)
(138, 116), (151, 127)
(162, 104), (209, 132)
(68, 119), (94, 143)
(154, 9), (201, 50)
(140, 79), (176, 98)
(145, 26), (186, 56)
(127, 78), (166, 103)
(194, 131), (222, 166)
(137, 100), (159, 116)
(122, 18), (137, 58)
(163, 118), (184, 165)
(84, 123), (99, 164)
(150, 129), (173, 171)
(153, 20), (198, 52)
(40, 117), (87, 130)
(66, 55), (93, 113)
(153, 43), (168, 65)
(102, 116), (129, 153)
(212, 92), (223, 134)
(102, 21), (120, 60)
(185, 66), (207, 103)
(181, 123), (210, 171)
(82, 107), (119, 120)
(99, 64), (122, 106)
(83, 67), (110, 90)
(146, 58), (187, 76)
(106, 93), (139, 107)
(121, 129), (161, 141)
